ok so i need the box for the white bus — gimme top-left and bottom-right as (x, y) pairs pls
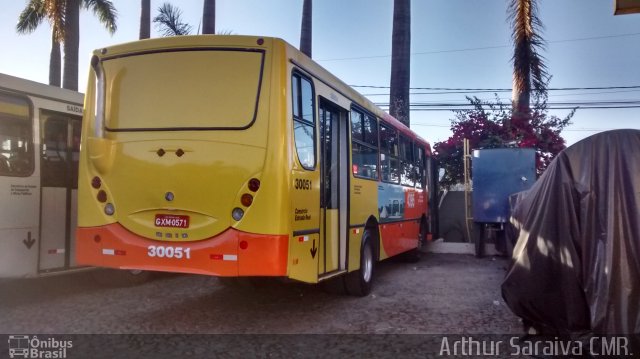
(0, 73), (85, 277)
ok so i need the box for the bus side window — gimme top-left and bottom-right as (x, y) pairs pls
(0, 93), (33, 177)
(380, 124), (399, 183)
(414, 145), (426, 189)
(292, 73), (315, 170)
(350, 109), (378, 179)
(399, 135), (414, 186)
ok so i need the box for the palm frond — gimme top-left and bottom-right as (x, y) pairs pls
(153, 3), (192, 37)
(82, 0), (118, 34)
(508, 0), (548, 97)
(16, 0), (46, 34)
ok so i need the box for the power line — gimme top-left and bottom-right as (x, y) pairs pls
(354, 85), (640, 91)
(362, 88), (640, 96)
(317, 32), (640, 62)
(409, 123), (631, 132)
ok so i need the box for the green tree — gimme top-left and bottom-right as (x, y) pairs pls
(154, 3), (192, 37)
(63, 0), (117, 91)
(202, 0), (215, 34)
(299, 0), (312, 57)
(16, 0), (66, 87)
(389, 0), (411, 127)
(508, 0), (548, 130)
(140, 0), (150, 39)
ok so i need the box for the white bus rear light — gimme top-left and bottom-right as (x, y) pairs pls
(232, 208), (244, 221)
(104, 203), (115, 215)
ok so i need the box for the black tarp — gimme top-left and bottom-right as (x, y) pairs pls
(502, 129), (640, 335)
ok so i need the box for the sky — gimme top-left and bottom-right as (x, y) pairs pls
(1, 0), (638, 147)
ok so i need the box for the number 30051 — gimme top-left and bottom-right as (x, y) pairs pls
(147, 245), (191, 259)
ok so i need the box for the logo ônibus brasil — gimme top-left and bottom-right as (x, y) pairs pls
(8, 335), (72, 359)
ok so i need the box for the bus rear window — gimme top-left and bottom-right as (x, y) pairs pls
(101, 49), (265, 131)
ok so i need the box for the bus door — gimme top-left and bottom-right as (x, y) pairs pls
(38, 111), (81, 272)
(319, 100), (348, 275)
(0, 92), (39, 277)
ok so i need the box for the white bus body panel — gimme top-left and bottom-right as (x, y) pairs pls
(0, 73), (84, 277)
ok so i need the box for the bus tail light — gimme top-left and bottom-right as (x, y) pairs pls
(241, 194), (253, 207)
(239, 240), (248, 250)
(97, 190), (107, 203)
(248, 178), (260, 192)
(91, 176), (102, 189)
(232, 208), (244, 221)
(104, 203), (115, 216)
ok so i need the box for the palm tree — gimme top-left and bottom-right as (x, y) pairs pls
(299, 0), (312, 57)
(202, 0), (215, 34)
(16, 0), (65, 87)
(16, 0), (117, 90)
(140, 0), (150, 39)
(389, 0), (410, 127)
(508, 0), (548, 128)
(154, 3), (193, 37)
(63, 0), (117, 91)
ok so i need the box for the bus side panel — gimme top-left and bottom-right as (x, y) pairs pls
(378, 184), (424, 259)
(0, 167), (40, 277)
(348, 178), (378, 271)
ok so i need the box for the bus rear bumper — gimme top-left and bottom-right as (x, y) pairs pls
(76, 224), (289, 277)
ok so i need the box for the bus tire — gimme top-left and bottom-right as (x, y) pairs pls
(345, 234), (374, 297)
(402, 220), (427, 263)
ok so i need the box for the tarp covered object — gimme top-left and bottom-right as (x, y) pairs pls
(502, 129), (640, 334)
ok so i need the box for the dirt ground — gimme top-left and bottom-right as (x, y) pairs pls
(0, 253), (524, 357)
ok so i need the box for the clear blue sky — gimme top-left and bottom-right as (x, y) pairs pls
(1, 0), (638, 146)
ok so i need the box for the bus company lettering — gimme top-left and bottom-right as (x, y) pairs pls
(10, 184), (36, 196)
(295, 208), (311, 221)
(66, 105), (83, 114)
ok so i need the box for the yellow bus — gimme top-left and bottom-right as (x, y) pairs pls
(76, 35), (433, 295)
(0, 73), (85, 277)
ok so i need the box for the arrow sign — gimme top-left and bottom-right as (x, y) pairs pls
(23, 231), (36, 249)
(310, 239), (317, 259)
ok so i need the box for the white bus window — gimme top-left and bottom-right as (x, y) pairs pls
(40, 112), (81, 188)
(0, 93), (33, 177)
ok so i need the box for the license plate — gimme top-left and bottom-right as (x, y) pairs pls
(154, 214), (190, 228)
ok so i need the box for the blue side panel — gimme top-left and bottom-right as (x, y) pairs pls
(471, 148), (536, 223)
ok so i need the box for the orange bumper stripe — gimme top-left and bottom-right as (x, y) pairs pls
(76, 224), (288, 277)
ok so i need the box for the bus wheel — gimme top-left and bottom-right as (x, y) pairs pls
(402, 221), (427, 263)
(345, 234), (374, 297)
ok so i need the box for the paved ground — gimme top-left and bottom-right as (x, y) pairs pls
(0, 253), (524, 357)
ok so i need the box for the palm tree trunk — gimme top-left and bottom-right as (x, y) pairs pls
(202, 0), (215, 34)
(510, 0), (532, 128)
(389, 0), (411, 127)
(140, 0), (150, 39)
(49, 32), (61, 87)
(300, 0), (312, 57)
(63, 0), (80, 91)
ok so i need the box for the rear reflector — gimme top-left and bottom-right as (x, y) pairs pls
(210, 254), (238, 261)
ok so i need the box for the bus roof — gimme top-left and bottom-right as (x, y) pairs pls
(0, 73), (83, 105)
(90, 35), (430, 150)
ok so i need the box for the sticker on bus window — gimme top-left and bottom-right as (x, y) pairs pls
(154, 214), (190, 228)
